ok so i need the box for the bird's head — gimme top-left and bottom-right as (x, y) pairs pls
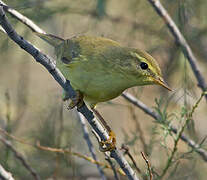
(128, 50), (171, 91)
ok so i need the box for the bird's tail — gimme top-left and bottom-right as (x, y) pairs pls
(34, 32), (64, 47)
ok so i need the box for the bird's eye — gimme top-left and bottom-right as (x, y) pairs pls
(61, 57), (70, 64)
(140, 62), (148, 70)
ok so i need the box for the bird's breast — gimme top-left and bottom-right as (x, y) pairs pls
(59, 61), (135, 106)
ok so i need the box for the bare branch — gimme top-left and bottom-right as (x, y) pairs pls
(147, 0), (207, 100)
(0, 136), (40, 180)
(1, 1), (206, 174)
(36, 141), (126, 176)
(121, 144), (141, 174)
(0, 127), (125, 176)
(77, 113), (106, 180)
(105, 154), (120, 180)
(129, 106), (148, 155)
(141, 152), (153, 180)
(0, 3), (104, 177)
(0, 164), (14, 180)
(122, 92), (207, 162)
(0, 6), (139, 180)
(0, 0), (44, 34)
(160, 91), (207, 179)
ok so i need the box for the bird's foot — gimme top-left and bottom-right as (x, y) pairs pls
(91, 108), (117, 152)
(67, 90), (84, 109)
(99, 131), (116, 152)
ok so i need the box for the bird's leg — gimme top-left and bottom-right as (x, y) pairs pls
(66, 90), (116, 151)
(67, 90), (84, 109)
(91, 108), (116, 152)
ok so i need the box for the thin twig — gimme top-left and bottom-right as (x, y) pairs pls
(141, 152), (153, 180)
(129, 106), (148, 155)
(77, 113), (106, 180)
(121, 144), (141, 174)
(0, 128), (32, 147)
(0, 0), (166, 41)
(36, 142), (126, 176)
(0, 127), (125, 176)
(0, 0), (44, 34)
(0, 164), (14, 180)
(160, 91), (207, 179)
(0, 5), (139, 180)
(0, 136), (40, 180)
(1, 1), (207, 163)
(105, 154), (120, 180)
(147, 0), (207, 101)
(1, 0), (206, 173)
(122, 92), (207, 162)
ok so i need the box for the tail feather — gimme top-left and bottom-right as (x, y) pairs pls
(35, 32), (64, 47)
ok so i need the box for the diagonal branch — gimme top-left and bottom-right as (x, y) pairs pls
(1, 0), (206, 167)
(0, 136), (40, 180)
(147, 0), (207, 100)
(0, 0), (44, 34)
(122, 92), (207, 162)
(0, 2), (105, 179)
(0, 127), (125, 177)
(159, 92), (207, 179)
(0, 6), (139, 180)
(0, 164), (14, 180)
(77, 113), (106, 180)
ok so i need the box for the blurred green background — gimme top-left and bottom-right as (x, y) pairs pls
(0, 0), (207, 179)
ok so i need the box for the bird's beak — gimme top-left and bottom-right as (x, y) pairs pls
(153, 77), (172, 91)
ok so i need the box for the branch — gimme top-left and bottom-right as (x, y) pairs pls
(147, 0), (207, 101)
(105, 154), (120, 180)
(0, 6), (139, 180)
(141, 152), (153, 180)
(128, 106), (148, 155)
(121, 144), (141, 174)
(0, 0), (44, 34)
(160, 91), (207, 179)
(0, 127), (125, 176)
(0, 3), (104, 178)
(36, 142), (126, 176)
(77, 113), (106, 180)
(0, 164), (14, 180)
(1, 0), (207, 170)
(0, 136), (40, 180)
(1, 0), (206, 169)
(122, 92), (207, 162)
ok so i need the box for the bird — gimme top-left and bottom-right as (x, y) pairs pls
(35, 32), (171, 151)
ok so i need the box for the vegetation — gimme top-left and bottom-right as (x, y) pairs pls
(0, 0), (207, 179)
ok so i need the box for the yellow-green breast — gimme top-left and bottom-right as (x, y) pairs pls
(54, 35), (161, 107)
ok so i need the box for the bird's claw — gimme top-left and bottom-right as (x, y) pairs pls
(67, 90), (84, 109)
(99, 131), (116, 152)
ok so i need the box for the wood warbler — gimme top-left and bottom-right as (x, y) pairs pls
(36, 32), (171, 151)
